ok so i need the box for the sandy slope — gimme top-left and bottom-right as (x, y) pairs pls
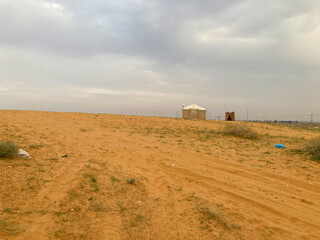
(0, 110), (319, 240)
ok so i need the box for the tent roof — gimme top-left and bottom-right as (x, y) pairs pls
(183, 104), (206, 110)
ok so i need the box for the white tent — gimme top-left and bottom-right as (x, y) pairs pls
(183, 104), (206, 110)
(182, 104), (206, 120)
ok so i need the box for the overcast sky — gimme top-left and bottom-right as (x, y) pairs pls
(0, 0), (319, 120)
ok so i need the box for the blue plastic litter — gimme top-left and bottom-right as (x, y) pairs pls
(275, 144), (286, 149)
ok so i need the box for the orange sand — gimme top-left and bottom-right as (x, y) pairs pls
(0, 110), (319, 239)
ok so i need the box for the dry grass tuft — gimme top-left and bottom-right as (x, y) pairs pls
(223, 124), (259, 139)
(198, 205), (231, 229)
(0, 141), (19, 159)
(306, 137), (320, 161)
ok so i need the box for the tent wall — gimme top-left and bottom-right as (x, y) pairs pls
(183, 109), (206, 120)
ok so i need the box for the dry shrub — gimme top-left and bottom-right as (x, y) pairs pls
(306, 137), (320, 161)
(198, 205), (231, 229)
(0, 141), (19, 159)
(223, 124), (259, 139)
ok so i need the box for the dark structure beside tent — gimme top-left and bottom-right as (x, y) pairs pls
(225, 112), (235, 121)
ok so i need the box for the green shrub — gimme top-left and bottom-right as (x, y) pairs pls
(0, 141), (19, 158)
(126, 178), (135, 184)
(223, 124), (259, 139)
(306, 137), (320, 161)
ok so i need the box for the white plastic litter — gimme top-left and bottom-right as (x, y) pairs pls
(18, 148), (31, 158)
(171, 164), (175, 167)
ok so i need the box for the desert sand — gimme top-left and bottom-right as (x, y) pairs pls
(0, 110), (319, 240)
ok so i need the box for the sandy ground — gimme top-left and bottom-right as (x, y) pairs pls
(0, 110), (319, 240)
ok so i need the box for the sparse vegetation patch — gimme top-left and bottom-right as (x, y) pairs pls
(222, 124), (259, 139)
(0, 219), (21, 235)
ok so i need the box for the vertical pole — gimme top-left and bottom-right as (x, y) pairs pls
(246, 107), (248, 121)
(311, 114), (313, 127)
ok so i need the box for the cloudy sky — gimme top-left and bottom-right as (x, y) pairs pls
(0, 0), (319, 120)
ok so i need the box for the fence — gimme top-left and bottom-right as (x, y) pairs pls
(116, 110), (320, 125)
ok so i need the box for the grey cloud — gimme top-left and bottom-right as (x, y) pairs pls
(0, 0), (319, 119)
